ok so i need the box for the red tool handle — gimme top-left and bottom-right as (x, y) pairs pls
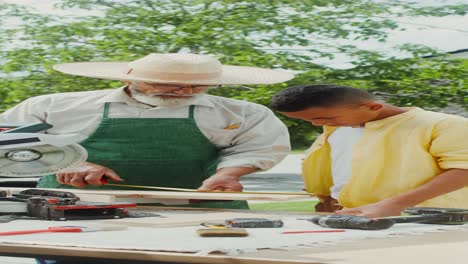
(281, 229), (346, 234)
(0, 227), (83, 236)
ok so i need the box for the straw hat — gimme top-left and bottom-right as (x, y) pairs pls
(53, 53), (294, 85)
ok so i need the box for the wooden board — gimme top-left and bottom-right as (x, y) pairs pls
(0, 244), (319, 264)
(0, 221), (466, 264)
(299, 241), (468, 264)
(239, 227), (468, 264)
(1, 187), (311, 202)
(0, 205), (465, 264)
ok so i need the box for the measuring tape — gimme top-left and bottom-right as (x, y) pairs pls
(102, 182), (314, 196)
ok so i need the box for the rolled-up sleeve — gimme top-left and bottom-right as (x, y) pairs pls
(217, 107), (291, 171)
(429, 117), (468, 170)
(0, 96), (49, 123)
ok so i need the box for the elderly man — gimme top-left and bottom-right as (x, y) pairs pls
(0, 53), (294, 209)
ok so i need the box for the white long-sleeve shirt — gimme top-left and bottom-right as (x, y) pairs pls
(0, 87), (291, 170)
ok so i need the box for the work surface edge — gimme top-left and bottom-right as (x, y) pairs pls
(0, 206), (466, 264)
(0, 187), (311, 202)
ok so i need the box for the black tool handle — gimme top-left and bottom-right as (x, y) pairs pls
(387, 213), (467, 225)
(307, 215), (395, 230)
(386, 215), (440, 223)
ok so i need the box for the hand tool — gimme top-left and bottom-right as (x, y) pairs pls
(393, 207), (468, 225)
(281, 230), (346, 234)
(201, 218), (284, 229)
(303, 215), (395, 230)
(0, 189), (137, 221)
(0, 225), (127, 236)
(302, 207), (468, 230)
(197, 228), (249, 237)
(225, 218), (284, 228)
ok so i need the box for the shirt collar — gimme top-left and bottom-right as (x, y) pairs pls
(183, 93), (215, 108)
(96, 86), (132, 104)
(364, 107), (422, 129)
(96, 86), (215, 108)
(323, 107), (423, 133)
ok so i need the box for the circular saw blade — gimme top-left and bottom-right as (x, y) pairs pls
(0, 144), (87, 177)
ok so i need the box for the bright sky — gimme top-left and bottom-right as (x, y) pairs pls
(2, 0), (468, 68)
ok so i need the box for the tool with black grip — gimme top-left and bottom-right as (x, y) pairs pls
(0, 189), (136, 221)
(389, 207), (468, 225)
(197, 218), (283, 238)
(303, 207), (468, 230)
(304, 215), (395, 230)
(225, 218), (284, 228)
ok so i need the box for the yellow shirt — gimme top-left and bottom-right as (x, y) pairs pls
(302, 108), (468, 209)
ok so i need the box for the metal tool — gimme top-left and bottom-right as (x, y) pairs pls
(0, 189), (136, 221)
(197, 217), (284, 237)
(281, 230), (346, 234)
(389, 207), (468, 225)
(225, 218), (284, 228)
(202, 218), (284, 229)
(0, 123), (87, 177)
(304, 215), (395, 230)
(302, 207), (468, 230)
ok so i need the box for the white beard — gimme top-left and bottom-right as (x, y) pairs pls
(129, 85), (202, 107)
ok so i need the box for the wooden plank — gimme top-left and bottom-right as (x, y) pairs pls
(0, 226), (466, 264)
(300, 241), (468, 264)
(0, 187), (311, 202)
(239, 227), (468, 262)
(74, 193), (116, 203)
(0, 205), (465, 264)
(0, 244), (319, 264)
(136, 206), (327, 215)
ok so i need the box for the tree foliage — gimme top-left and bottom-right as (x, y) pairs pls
(0, 0), (466, 148)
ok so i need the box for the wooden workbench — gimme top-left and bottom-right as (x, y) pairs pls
(0, 206), (466, 264)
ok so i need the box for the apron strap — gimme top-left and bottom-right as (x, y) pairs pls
(103, 102), (110, 119)
(188, 105), (195, 120)
(103, 103), (194, 120)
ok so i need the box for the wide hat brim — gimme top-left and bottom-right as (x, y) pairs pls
(53, 62), (294, 85)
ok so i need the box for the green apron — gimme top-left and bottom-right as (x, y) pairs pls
(38, 103), (248, 209)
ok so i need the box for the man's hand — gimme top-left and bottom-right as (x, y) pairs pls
(197, 166), (258, 192)
(336, 199), (405, 218)
(56, 162), (123, 188)
(198, 174), (243, 191)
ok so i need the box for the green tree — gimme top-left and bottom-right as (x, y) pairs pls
(1, 0), (466, 148)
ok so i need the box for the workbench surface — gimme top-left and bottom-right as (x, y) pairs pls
(0, 207), (466, 264)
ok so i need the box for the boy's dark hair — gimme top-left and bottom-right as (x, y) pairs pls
(270, 84), (374, 112)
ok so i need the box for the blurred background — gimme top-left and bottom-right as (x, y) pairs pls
(0, 0), (467, 191)
(1, 0), (467, 147)
(0, 2), (467, 262)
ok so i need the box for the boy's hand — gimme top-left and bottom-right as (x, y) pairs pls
(336, 200), (405, 218)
